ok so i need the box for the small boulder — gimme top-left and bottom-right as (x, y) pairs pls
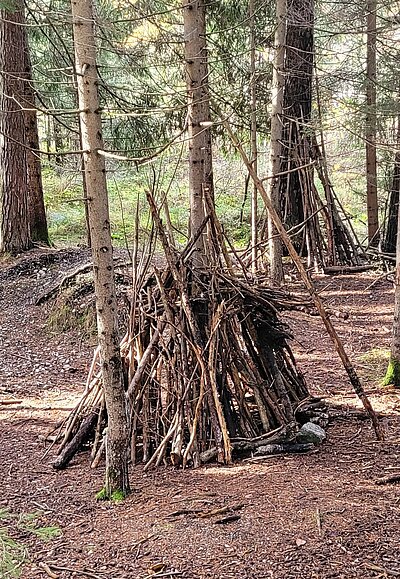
(296, 422), (326, 445)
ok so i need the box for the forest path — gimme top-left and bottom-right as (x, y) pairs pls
(1, 249), (400, 579)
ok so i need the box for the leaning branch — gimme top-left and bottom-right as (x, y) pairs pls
(222, 116), (384, 441)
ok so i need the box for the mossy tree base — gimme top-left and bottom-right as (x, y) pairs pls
(96, 488), (127, 502)
(383, 357), (400, 388)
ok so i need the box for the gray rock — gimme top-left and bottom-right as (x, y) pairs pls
(254, 442), (315, 456)
(296, 422), (326, 445)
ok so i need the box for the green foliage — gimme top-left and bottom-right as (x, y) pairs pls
(46, 279), (98, 338)
(383, 357), (400, 388)
(0, 0), (19, 11)
(47, 300), (97, 337)
(95, 488), (108, 501)
(0, 510), (61, 578)
(18, 513), (62, 542)
(43, 154), (252, 248)
(0, 528), (26, 579)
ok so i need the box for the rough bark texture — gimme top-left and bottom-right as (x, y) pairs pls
(0, 0), (32, 254)
(183, 0), (214, 268)
(279, 0), (314, 243)
(383, 110), (400, 254)
(266, 0), (285, 284)
(71, 0), (130, 496)
(366, 0), (379, 247)
(385, 185), (400, 388)
(21, 21), (49, 245)
(249, 0), (258, 273)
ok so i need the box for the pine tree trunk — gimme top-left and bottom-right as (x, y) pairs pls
(21, 20), (49, 245)
(249, 0), (258, 273)
(384, 190), (400, 388)
(0, 1), (32, 254)
(366, 0), (379, 247)
(279, 0), (314, 247)
(266, 0), (285, 284)
(71, 0), (130, 497)
(382, 96), (400, 254)
(183, 0), (214, 268)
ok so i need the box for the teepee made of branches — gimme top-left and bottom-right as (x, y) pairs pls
(52, 191), (311, 470)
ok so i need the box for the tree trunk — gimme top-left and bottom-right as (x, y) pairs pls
(384, 185), (400, 388)
(21, 20), (49, 245)
(183, 0), (214, 268)
(266, 0), (285, 284)
(366, 0), (379, 247)
(71, 0), (130, 497)
(279, 0), (314, 248)
(0, 0), (32, 254)
(383, 103), (400, 254)
(249, 0), (258, 273)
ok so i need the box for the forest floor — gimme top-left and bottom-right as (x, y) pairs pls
(1, 247), (400, 579)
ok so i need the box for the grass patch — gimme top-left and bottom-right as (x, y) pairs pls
(358, 348), (390, 383)
(0, 509), (61, 578)
(42, 159), (250, 248)
(18, 513), (62, 542)
(0, 528), (27, 578)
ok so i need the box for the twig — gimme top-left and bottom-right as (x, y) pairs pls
(375, 474), (400, 485)
(198, 503), (244, 519)
(364, 563), (400, 576)
(131, 533), (156, 550)
(38, 562), (59, 579)
(214, 514), (241, 524)
(142, 572), (183, 579)
(46, 564), (105, 579)
(316, 507), (322, 535)
(221, 114), (384, 441)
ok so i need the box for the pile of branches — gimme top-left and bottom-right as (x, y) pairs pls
(124, 270), (309, 468)
(51, 195), (311, 470)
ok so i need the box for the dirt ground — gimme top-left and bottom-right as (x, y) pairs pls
(1, 248), (400, 579)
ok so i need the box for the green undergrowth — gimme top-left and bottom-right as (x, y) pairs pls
(42, 160), (250, 248)
(0, 509), (61, 578)
(358, 348), (390, 383)
(47, 282), (97, 338)
(17, 512), (62, 541)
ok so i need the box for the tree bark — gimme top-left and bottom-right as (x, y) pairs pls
(384, 185), (400, 388)
(366, 0), (379, 247)
(21, 19), (49, 245)
(183, 0), (214, 268)
(71, 0), (130, 497)
(249, 0), (258, 273)
(0, 0), (32, 253)
(266, 0), (285, 284)
(383, 97), (400, 255)
(279, 0), (314, 247)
